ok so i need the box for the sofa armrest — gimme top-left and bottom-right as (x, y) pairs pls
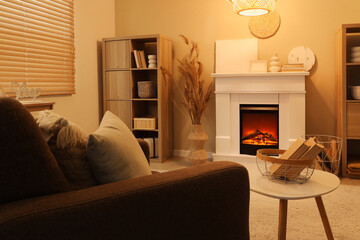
(0, 161), (250, 240)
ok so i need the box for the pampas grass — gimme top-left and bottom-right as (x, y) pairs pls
(161, 35), (214, 125)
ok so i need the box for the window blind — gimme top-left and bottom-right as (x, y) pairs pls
(0, 0), (75, 96)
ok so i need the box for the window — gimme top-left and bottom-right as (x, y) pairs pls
(0, 0), (75, 96)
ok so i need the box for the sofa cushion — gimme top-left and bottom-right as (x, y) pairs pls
(87, 111), (152, 184)
(0, 98), (72, 204)
(34, 110), (96, 188)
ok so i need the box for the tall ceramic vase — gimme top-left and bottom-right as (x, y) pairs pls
(187, 124), (208, 164)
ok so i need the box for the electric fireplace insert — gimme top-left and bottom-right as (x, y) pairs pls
(240, 104), (279, 155)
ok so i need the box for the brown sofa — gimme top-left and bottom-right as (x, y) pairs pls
(0, 97), (250, 240)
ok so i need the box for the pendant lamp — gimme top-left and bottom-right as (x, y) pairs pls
(233, 0), (275, 16)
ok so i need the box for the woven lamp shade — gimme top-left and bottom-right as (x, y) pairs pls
(233, 0), (275, 16)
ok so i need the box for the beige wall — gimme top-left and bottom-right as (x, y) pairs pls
(41, 0), (115, 134)
(114, 0), (360, 153)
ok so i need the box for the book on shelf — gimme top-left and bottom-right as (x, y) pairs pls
(136, 50), (142, 68)
(140, 50), (147, 68)
(282, 63), (305, 72)
(133, 50), (147, 68)
(133, 50), (140, 68)
(143, 137), (159, 158)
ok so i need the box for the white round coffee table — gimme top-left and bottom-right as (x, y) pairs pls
(250, 167), (340, 240)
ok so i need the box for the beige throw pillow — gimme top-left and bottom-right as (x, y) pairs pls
(87, 111), (152, 184)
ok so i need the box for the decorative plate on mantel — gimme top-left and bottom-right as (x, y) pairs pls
(249, 11), (281, 39)
(288, 46), (316, 71)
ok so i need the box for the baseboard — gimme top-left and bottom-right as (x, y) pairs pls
(173, 149), (213, 160)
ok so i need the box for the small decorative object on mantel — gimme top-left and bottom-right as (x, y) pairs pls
(161, 35), (214, 165)
(250, 60), (267, 72)
(288, 46), (315, 71)
(269, 54), (280, 72)
(10, 82), (41, 101)
(249, 11), (281, 39)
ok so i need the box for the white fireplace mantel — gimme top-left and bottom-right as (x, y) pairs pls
(212, 72), (309, 161)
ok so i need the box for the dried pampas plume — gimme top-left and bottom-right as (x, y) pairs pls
(161, 35), (214, 125)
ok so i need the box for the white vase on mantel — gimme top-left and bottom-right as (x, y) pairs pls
(269, 54), (281, 72)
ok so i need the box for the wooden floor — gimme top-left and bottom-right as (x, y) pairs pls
(150, 156), (193, 172)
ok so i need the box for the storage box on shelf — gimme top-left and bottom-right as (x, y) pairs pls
(102, 34), (172, 163)
(336, 24), (360, 178)
(133, 117), (157, 130)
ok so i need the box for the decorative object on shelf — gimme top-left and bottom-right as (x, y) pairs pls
(148, 55), (157, 68)
(249, 11), (281, 38)
(350, 46), (360, 63)
(350, 86), (360, 99)
(133, 117), (157, 130)
(137, 81), (155, 98)
(288, 46), (315, 71)
(232, 0), (275, 16)
(249, 60), (267, 72)
(161, 35), (214, 164)
(10, 82), (41, 101)
(269, 54), (280, 72)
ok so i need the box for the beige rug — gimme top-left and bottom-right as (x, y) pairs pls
(250, 178), (360, 239)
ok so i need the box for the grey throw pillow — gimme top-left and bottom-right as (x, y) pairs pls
(34, 110), (96, 188)
(86, 111), (152, 184)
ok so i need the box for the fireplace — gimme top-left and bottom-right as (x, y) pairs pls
(212, 72), (308, 161)
(240, 104), (279, 155)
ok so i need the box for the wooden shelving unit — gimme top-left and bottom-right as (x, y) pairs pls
(102, 34), (172, 163)
(336, 24), (360, 178)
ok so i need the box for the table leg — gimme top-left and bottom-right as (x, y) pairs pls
(315, 196), (334, 240)
(278, 199), (288, 240)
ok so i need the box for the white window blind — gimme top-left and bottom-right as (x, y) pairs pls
(0, 0), (75, 96)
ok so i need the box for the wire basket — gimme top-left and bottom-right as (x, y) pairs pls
(256, 135), (343, 183)
(300, 135), (343, 176)
(256, 149), (316, 183)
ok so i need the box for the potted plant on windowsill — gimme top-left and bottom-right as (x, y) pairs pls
(161, 35), (214, 164)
